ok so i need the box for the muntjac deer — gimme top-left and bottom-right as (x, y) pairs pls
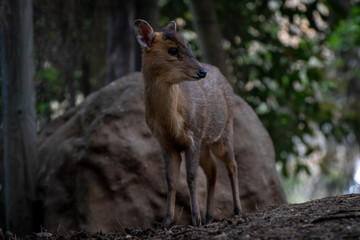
(134, 19), (241, 226)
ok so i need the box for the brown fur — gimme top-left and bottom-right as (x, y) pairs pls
(134, 19), (241, 226)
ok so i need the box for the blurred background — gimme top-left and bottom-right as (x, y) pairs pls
(4, 0), (360, 204)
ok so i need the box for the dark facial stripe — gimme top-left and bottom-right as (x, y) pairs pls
(185, 42), (196, 58)
(161, 30), (196, 59)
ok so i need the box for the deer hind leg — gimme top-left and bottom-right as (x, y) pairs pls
(210, 131), (242, 217)
(162, 148), (182, 227)
(199, 144), (217, 224)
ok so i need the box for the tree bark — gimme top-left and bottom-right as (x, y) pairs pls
(106, 0), (136, 83)
(81, 56), (91, 96)
(106, 0), (159, 80)
(1, 0), (38, 235)
(189, 0), (230, 79)
(91, 0), (108, 88)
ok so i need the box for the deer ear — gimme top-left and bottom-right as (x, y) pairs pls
(165, 21), (176, 32)
(134, 19), (155, 48)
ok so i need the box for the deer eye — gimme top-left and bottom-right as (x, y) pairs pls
(168, 47), (179, 57)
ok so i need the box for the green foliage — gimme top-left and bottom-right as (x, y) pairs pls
(35, 64), (65, 121)
(326, 4), (360, 149)
(329, 7), (360, 50)
(212, 0), (359, 177)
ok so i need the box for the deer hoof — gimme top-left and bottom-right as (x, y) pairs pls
(204, 214), (213, 224)
(234, 207), (242, 217)
(191, 213), (202, 227)
(161, 217), (173, 227)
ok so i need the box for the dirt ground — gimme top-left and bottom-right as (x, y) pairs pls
(3, 193), (360, 239)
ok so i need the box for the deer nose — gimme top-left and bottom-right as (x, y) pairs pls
(197, 68), (207, 79)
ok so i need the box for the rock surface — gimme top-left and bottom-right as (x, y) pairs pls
(37, 72), (286, 233)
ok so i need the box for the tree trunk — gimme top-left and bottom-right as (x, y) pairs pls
(92, 0), (108, 88)
(189, 0), (230, 79)
(106, 0), (136, 83)
(81, 56), (91, 96)
(106, 0), (159, 80)
(65, 69), (76, 107)
(1, 0), (38, 235)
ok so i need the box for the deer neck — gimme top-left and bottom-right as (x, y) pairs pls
(142, 70), (186, 141)
(144, 77), (181, 120)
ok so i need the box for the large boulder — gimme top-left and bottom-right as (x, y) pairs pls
(37, 72), (286, 233)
